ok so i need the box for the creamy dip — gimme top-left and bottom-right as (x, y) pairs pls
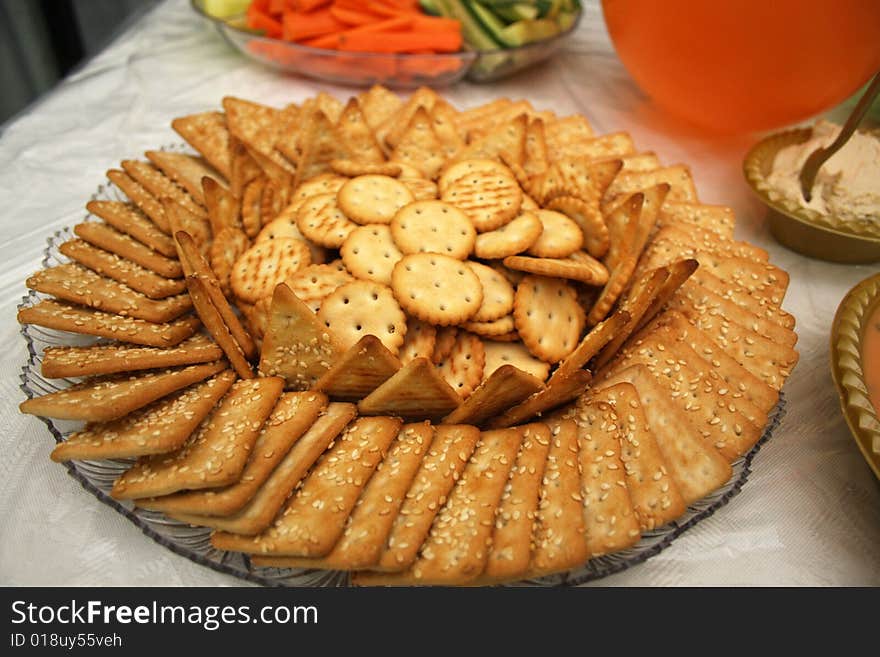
(767, 120), (880, 222)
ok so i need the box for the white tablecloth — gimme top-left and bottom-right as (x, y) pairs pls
(1, 0), (877, 587)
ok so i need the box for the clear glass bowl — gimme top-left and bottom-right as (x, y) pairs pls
(191, 0), (581, 87)
(19, 178), (787, 585)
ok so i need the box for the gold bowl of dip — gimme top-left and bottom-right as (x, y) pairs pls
(831, 271), (880, 480)
(744, 123), (880, 263)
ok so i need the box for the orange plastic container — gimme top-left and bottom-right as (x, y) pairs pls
(602, 0), (880, 132)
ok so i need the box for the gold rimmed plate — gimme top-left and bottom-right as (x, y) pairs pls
(830, 271), (880, 480)
(744, 128), (880, 264)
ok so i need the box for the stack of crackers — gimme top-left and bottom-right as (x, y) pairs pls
(17, 85), (798, 585)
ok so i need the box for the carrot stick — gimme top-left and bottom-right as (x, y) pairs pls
(282, 8), (345, 41)
(329, 6), (381, 26)
(247, 6), (283, 38)
(365, 1), (421, 17)
(411, 15), (462, 32)
(338, 30), (462, 53)
(297, 0), (331, 11)
(303, 16), (414, 49)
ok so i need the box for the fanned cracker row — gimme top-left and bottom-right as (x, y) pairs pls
(180, 402), (356, 535)
(18, 300), (200, 347)
(111, 376), (284, 500)
(41, 334), (222, 379)
(354, 425), (522, 586)
(20, 86), (801, 587)
(251, 421), (433, 571)
(26, 263), (192, 324)
(212, 416), (401, 557)
(137, 391), (328, 516)
(51, 370), (236, 462)
(58, 239), (186, 300)
(20, 361), (226, 422)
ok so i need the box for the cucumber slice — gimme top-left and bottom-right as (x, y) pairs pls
(556, 10), (577, 31)
(419, 0), (442, 15)
(494, 3), (539, 22)
(438, 0), (503, 50)
(468, 2), (510, 37)
(203, 0), (249, 18)
(499, 18), (561, 46)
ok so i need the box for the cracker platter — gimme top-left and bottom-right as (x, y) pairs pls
(17, 86), (798, 586)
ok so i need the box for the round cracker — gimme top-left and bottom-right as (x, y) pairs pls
(209, 227), (249, 295)
(337, 174), (414, 225)
(286, 173), (348, 218)
(330, 160), (402, 177)
(341, 224), (404, 286)
(316, 280), (407, 355)
(257, 211), (328, 264)
(546, 195), (610, 259)
(482, 340), (550, 381)
(390, 201), (476, 259)
(503, 253), (609, 286)
(399, 177), (439, 201)
(286, 263), (354, 302)
(521, 194), (539, 210)
(474, 212), (543, 260)
(399, 317), (438, 365)
(462, 315), (515, 338)
(391, 253), (483, 327)
(467, 261), (515, 322)
(296, 193), (358, 248)
(527, 209), (583, 258)
(438, 158), (514, 193)
(437, 331), (485, 399)
(513, 274), (585, 364)
(441, 172), (523, 233)
(230, 237), (311, 304)
(291, 173), (348, 204)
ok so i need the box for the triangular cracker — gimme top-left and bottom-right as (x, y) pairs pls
(336, 97), (385, 164)
(222, 96), (297, 176)
(454, 113), (527, 167)
(442, 364), (544, 427)
(202, 176), (242, 234)
(146, 150), (226, 206)
(292, 109), (347, 190)
(389, 106), (446, 179)
(258, 282), (343, 390)
(313, 334), (402, 401)
(358, 357), (461, 421)
(172, 111), (232, 180)
(487, 369), (592, 429)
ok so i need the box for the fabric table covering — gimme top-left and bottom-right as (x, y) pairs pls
(0, 0), (877, 586)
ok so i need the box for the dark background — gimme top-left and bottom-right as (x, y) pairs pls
(0, 0), (161, 126)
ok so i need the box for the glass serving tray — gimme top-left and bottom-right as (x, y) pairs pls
(18, 190), (787, 586)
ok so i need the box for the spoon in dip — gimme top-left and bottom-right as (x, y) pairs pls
(799, 71), (880, 202)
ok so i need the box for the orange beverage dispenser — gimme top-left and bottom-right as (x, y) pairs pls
(601, 0), (880, 132)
